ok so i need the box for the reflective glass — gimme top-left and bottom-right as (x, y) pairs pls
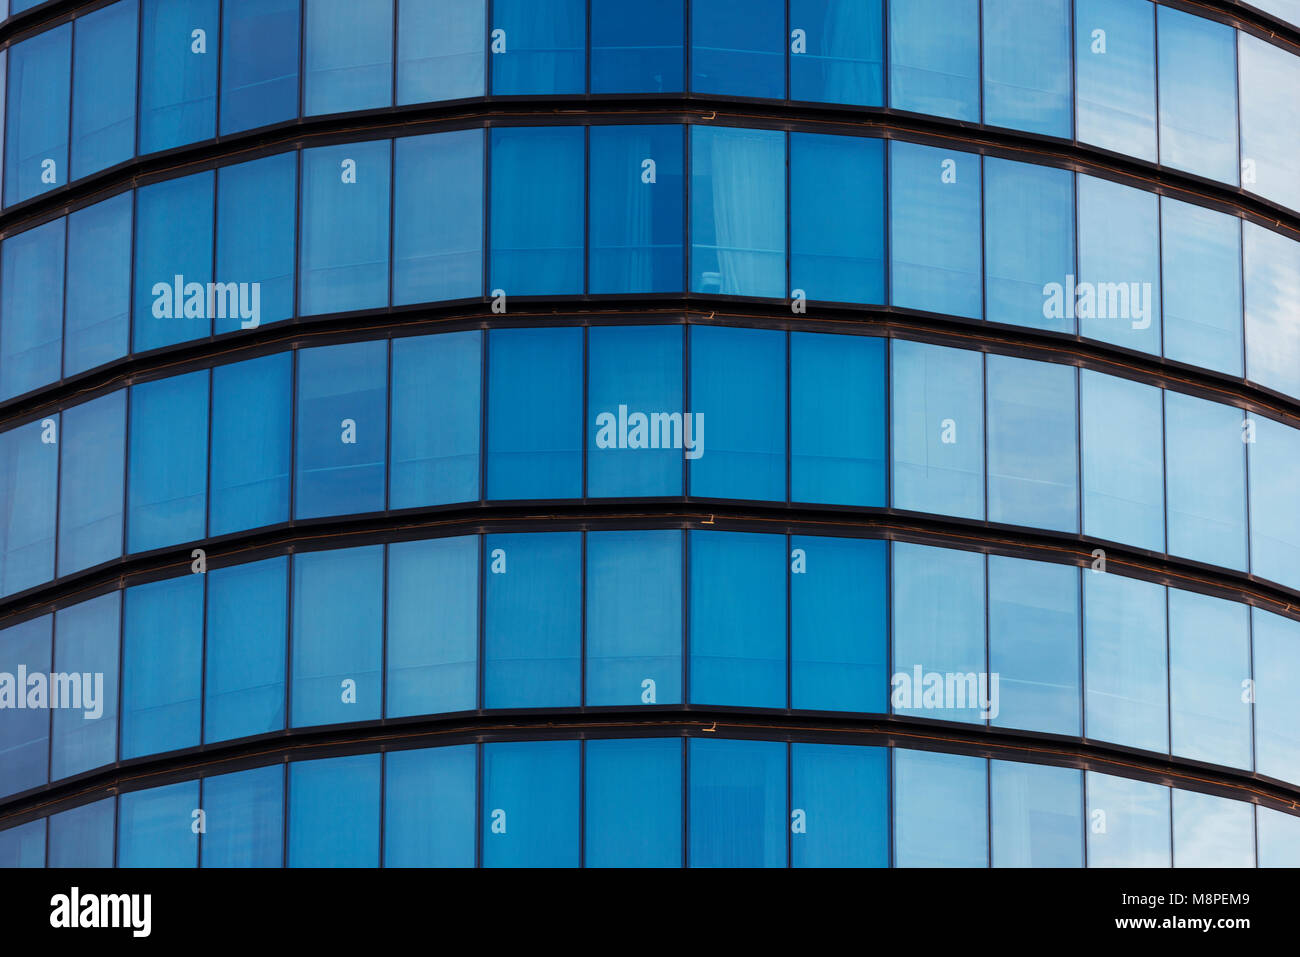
(482, 740), (580, 867)
(1, 218), (64, 400)
(133, 170), (215, 353)
(70, 0), (138, 180)
(1258, 807), (1300, 867)
(201, 765), (284, 867)
(1243, 223), (1300, 401)
(384, 744), (476, 867)
(0, 417), (56, 596)
(1075, 0), (1156, 161)
(4, 25), (70, 205)
(51, 593), (119, 780)
(789, 0), (883, 106)
(288, 754), (380, 867)
(1083, 572), (1167, 754)
(210, 354), (292, 535)
(304, 0), (393, 115)
(990, 761), (1083, 867)
(1080, 370), (1164, 552)
(490, 0), (585, 96)
(118, 780), (199, 867)
(1160, 198), (1242, 375)
(1238, 33), (1300, 214)
(1076, 174), (1161, 355)
(205, 557), (288, 743)
(1156, 6), (1237, 183)
(65, 193), (132, 375)
(1253, 608), (1300, 784)
(1248, 415), (1300, 591)
(48, 798), (114, 867)
(1168, 588), (1251, 770)
(688, 738), (786, 868)
(791, 743), (888, 867)
(1086, 771), (1170, 867)
(690, 0), (783, 99)
(982, 0), (1070, 137)
(121, 575), (203, 758)
(1164, 391), (1247, 570)
(397, 0), (484, 104)
(894, 749), (988, 867)
(139, 0), (218, 154)
(0, 615), (50, 798)
(889, 0), (979, 120)
(0, 820), (42, 867)
(127, 370), (209, 553)
(216, 152), (297, 331)
(586, 738), (682, 867)
(57, 391), (125, 576)
(220, 0), (300, 135)
(591, 0), (684, 94)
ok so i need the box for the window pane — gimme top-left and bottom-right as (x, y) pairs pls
(894, 749), (988, 867)
(1161, 198), (1242, 375)
(1076, 174), (1161, 355)
(586, 738), (682, 867)
(1086, 771), (1169, 866)
(71, 0), (138, 180)
(790, 133), (885, 305)
(991, 760), (1083, 867)
(0, 820), (42, 867)
(221, 0), (300, 135)
(119, 781), (199, 867)
(122, 575), (203, 758)
(0, 615), (50, 797)
(1259, 807), (1300, 867)
(1244, 223), (1300, 401)
(790, 743), (887, 867)
(396, 0), (484, 104)
(1084, 571), (1167, 753)
(291, 546), (383, 727)
(393, 130), (484, 305)
(295, 340), (388, 519)
(490, 0), (585, 95)
(1239, 33), (1300, 214)
(58, 392), (126, 576)
(1080, 370), (1164, 552)
(205, 557), (287, 743)
(889, 0), (979, 120)
(1248, 415), (1300, 591)
(982, 0), (1070, 137)
(1164, 392), (1246, 569)
(1, 218), (64, 400)
(1254, 608), (1300, 784)
(304, 0), (393, 115)
(690, 530), (786, 709)
(51, 592), (119, 780)
(791, 535), (886, 713)
(589, 124), (684, 294)
(1156, 7), (1237, 183)
(490, 127), (584, 295)
(1172, 790), (1254, 868)
(210, 354), (291, 535)
(1168, 588), (1251, 771)
(288, 754), (380, 867)
(891, 340), (984, 519)
(134, 170), (215, 352)
(48, 798), (115, 867)
(128, 370), (209, 552)
(1075, 0), (1156, 161)
(0, 417), (57, 596)
(216, 153), (297, 330)
(139, 0), (218, 154)
(483, 740), (579, 867)
(384, 744), (476, 866)
(386, 537), (478, 717)
(300, 140), (391, 315)
(484, 532), (580, 708)
(4, 25), (70, 205)
(689, 325), (785, 500)
(65, 193), (132, 375)
(789, 0), (883, 106)
(691, 0), (783, 98)
(690, 126), (785, 298)
(486, 327), (582, 500)
(591, 0), (684, 94)
(201, 765), (284, 867)
(689, 738), (786, 868)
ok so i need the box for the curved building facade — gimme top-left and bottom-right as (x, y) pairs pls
(1, 0), (1300, 867)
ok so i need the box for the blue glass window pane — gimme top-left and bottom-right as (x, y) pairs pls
(982, 0), (1070, 137)
(486, 327), (582, 500)
(789, 0), (883, 106)
(119, 780), (199, 867)
(586, 738), (682, 867)
(4, 25), (70, 205)
(791, 535), (886, 713)
(210, 354), (291, 535)
(490, 0), (585, 95)
(1076, 174), (1161, 354)
(490, 127), (584, 296)
(1244, 224), (1300, 401)
(1238, 33), (1300, 214)
(1254, 0), (1300, 24)
(295, 341), (387, 519)
(216, 153), (297, 331)
(1080, 370), (1164, 551)
(71, 0), (138, 180)
(48, 798), (114, 867)
(139, 0), (218, 154)
(0, 418), (57, 596)
(589, 125), (684, 294)
(1161, 198), (1242, 375)
(586, 530), (683, 706)
(890, 142), (981, 318)
(390, 331), (481, 507)
(990, 761), (1083, 867)
(51, 593), (119, 780)
(791, 743), (887, 867)
(690, 126), (785, 298)
(1168, 588), (1251, 771)
(291, 546), (383, 727)
(304, 0), (393, 115)
(1255, 608), (1300, 784)
(288, 754), (380, 867)
(689, 530), (785, 709)
(0, 615), (50, 797)
(1259, 807), (1300, 867)
(1, 218), (64, 399)
(1086, 771), (1169, 866)
(65, 193), (131, 375)
(989, 556), (1080, 736)
(201, 765), (284, 867)
(984, 157), (1075, 333)
(894, 749), (988, 867)
(58, 391), (125, 576)
(891, 340), (984, 519)
(387, 537), (478, 717)
(396, 0), (484, 104)
(1075, 0), (1156, 161)
(889, 0), (979, 120)
(688, 325), (785, 500)
(892, 543), (987, 724)
(384, 744), (476, 866)
(127, 370), (209, 552)
(205, 557), (287, 743)
(691, 0), (783, 99)
(483, 740), (580, 867)
(688, 738), (786, 867)
(300, 141), (391, 315)
(1164, 392), (1246, 570)
(393, 130), (484, 305)
(1250, 416), (1300, 591)
(591, 0), (684, 94)
(133, 170), (215, 352)
(1156, 7), (1237, 183)
(484, 532), (580, 709)
(1083, 572), (1167, 753)
(588, 325), (683, 497)
(220, 0), (300, 135)
(790, 133), (885, 305)
(1173, 790), (1253, 868)
(0, 820), (43, 867)
(122, 575), (203, 757)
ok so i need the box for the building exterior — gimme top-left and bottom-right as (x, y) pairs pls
(0, 0), (1299, 867)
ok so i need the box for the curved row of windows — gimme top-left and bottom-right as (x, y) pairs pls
(3, 526), (1300, 797)
(2, 0), (1298, 212)
(3, 323), (1299, 597)
(1, 737), (1296, 867)
(4, 125), (1300, 405)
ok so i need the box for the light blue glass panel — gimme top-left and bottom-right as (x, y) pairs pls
(1249, 415), (1300, 591)
(396, 0), (483, 104)
(0, 820), (43, 867)
(1238, 33), (1300, 214)
(216, 152), (297, 331)
(894, 749), (988, 867)
(1161, 198), (1242, 376)
(982, 0), (1071, 137)
(0, 417), (57, 596)
(1084, 571), (1167, 754)
(202, 765), (284, 867)
(384, 744), (476, 867)
(4, 25), (70, 205)
(1168, 588), (1251, 770)
(0, 615), (50, 798)
(1156, 6), (1237, 183)
(118, 781), (199, 867)
(1259, 807), (1300, 867)
(586, 738), (682, 867)
(121, 575), (203, 758)
(1244, 224), (1300, 401)
(288, 754), (380, 867)
(1086, 771), (1169, 866)
(57, 391), (126, 576)
(1080, 370), (1164, 552)
(791, 743), (888, 867)
(889, 0), (979, 120)
(482, 740), (579, 867)
(1075, 0), (1156, 161)
(1164, 391), (1246, 570)
(51, 592), (119, 780)
(1076, 174), (1161, 355)
(991, 761), (1083, 867)
(688, 738), (786, 868)
(1254, 608), (1300, 784)
(133, 170), (215, 352)
(127, 370), (209, 552)
(70, 0), (138, 180)
(303, 0), (393, 115)
(1, 218), (64, 400)
(209, 353), (291, 535)
(65, 193), (131, 375)
(205, 557), (288, 743)
(48, 798), (114, 867)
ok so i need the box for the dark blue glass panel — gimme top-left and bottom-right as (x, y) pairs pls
(1084, 571), (1167, 754)
(0, 417), (57, 596)
(119, 780), (199, 867)
(490, 0), (585, 95)
(385, 744), (476, 866)
(1, 218), (64, 400)
(889, 0), (979, 120)
(139, 0), (218, 154)
(133, 170), (215, 352)
(65, 193), (132, 375)
(209, 353), (291, 535)
(1080, 370), (1164, 551)
(791, 743), (888, 867)
(1161, 198), (1242, 376)
(1086, 771), (1170, 866)
(586, 738), (682, 867)
(201, 765), (284, 867)
(591, 0), (684, 94)
(789, 0), (883, 106)
(122, 575), (203, 758)
(1254, 608), (1300, 785)
(894, 749), (988, 866)
(70, 0), (138, 180)
(303, 0), (393, 115)
(220, 0), (300, 135)
(58, 391), (125, 576)
(1168, 588), (1251, 771)
(288, 754), (380, 867)
(1156, 6), (1237, 183)
(51, 593), (119, 780)
(205, 557), (287, 743)
(691, 0), (784, 98)
(0, 615), (50, 798)
(48, 798), (114, 867)
(688, 738), (786, 868)
(1164, 392), (1247, 570)
(216, 153), (297, 331)
(1075, 0), (1156, 161)
(397, 0), (484, 104)
(483, 740), (580, 867)
(4, 25), (70, 205)
(991, 761), (1083, 866)
(0, 820), (42, 867)
(982, 0), (1071, 137)
(127, 370), (209, 553)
